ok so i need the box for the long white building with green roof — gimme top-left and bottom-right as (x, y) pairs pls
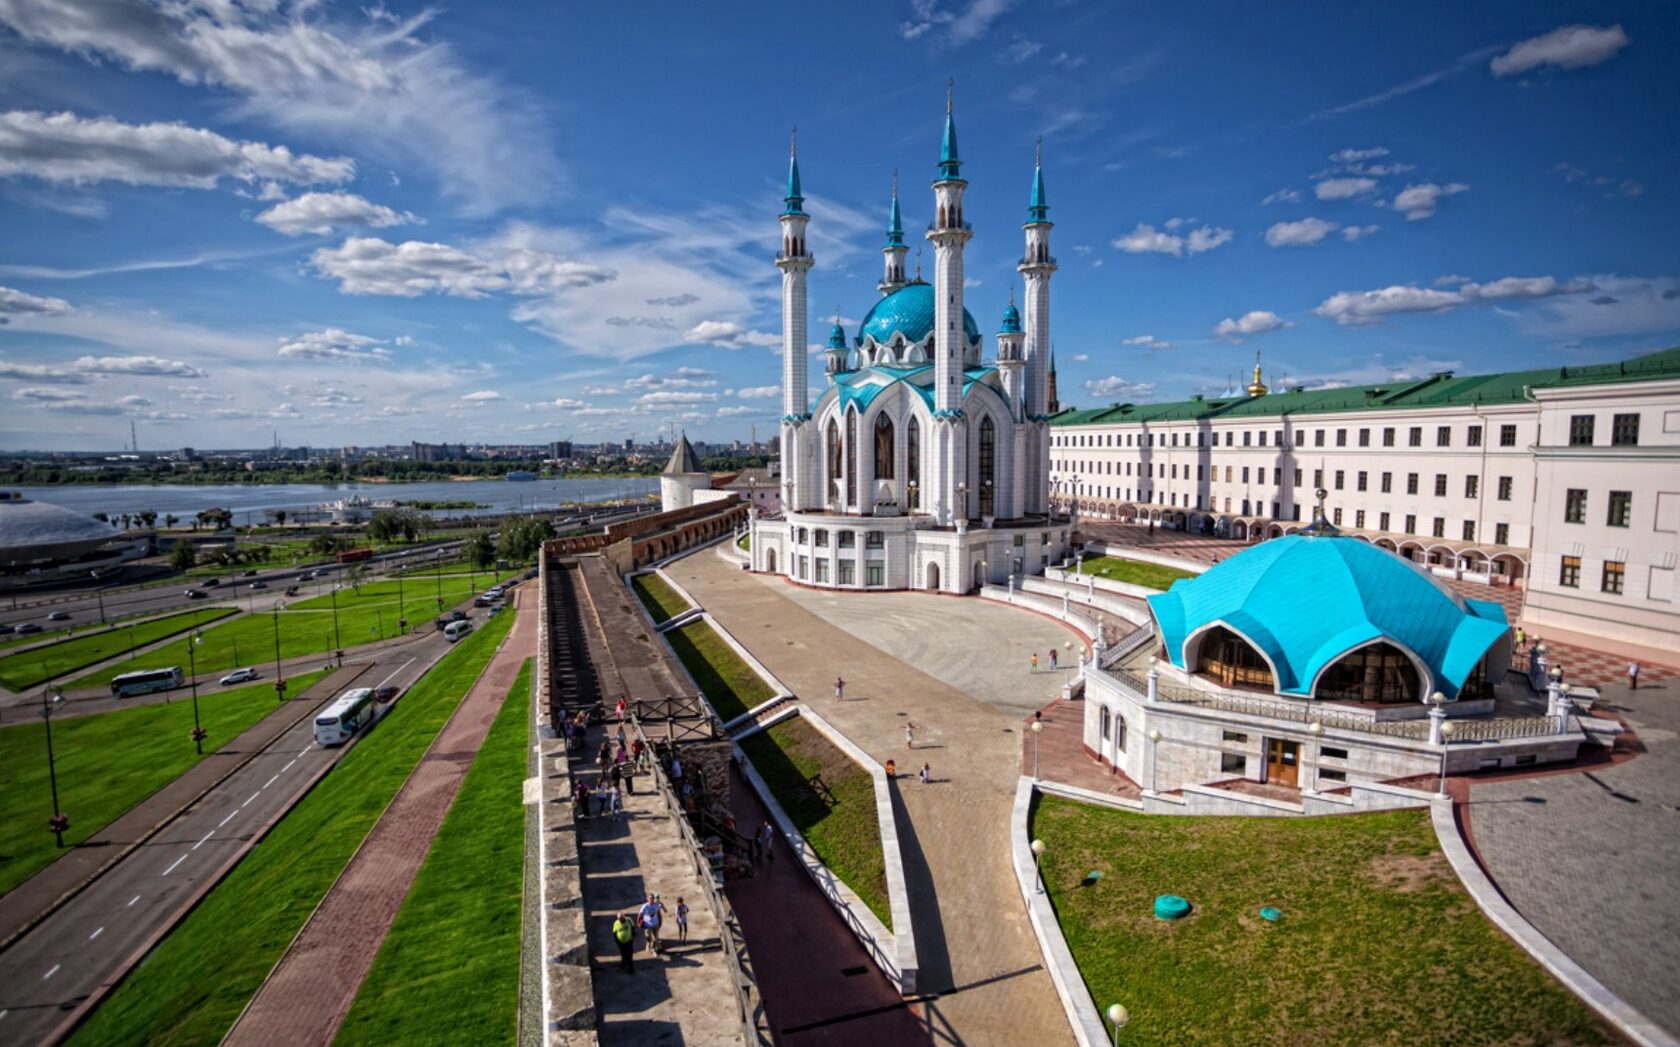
(1048, 346), (1680, 650)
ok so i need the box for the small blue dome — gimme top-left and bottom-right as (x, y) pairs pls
(1147, 535), (1509, 700)
(858, 282), (979, 347)
(828, 321), (848, 349)
(999, 301), (1022, 334)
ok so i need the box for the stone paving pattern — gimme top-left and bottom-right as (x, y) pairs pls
(1467, 674), (1680, 1039)
(669, 552), (1081, 1046)
(224, 593), (536, 1047)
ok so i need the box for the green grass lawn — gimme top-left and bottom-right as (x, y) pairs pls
(67, 609), (516, 1047)
(336, 658), (531, 1046)
(0, 604), (214, 655)
(739, 718), (889, 926)
(629, 572), (690, 624)
(0, 607), (240, 691)
(1075, 554), (1197, 590)
(1031, 797), (1610, 1046)
(664, 620), (772, 721)
(70, 570), (518, 688)
(0, 669), (328, 897)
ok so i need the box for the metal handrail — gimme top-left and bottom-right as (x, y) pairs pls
(1100, 623), (1155, 668)
(627, 713), (763, 1044)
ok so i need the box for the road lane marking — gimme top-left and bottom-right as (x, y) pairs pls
(89, 926), (103, 941)
(192, 830), (213, 851)
(282, 758), (298, 773)
(376, 658), (415, 689)
(43, 964), (59, 980)
(162, 853), (188, 877)
(264, 774), (279, 789)
(299, 746), (311, 758)
(127, 895), (140, 908)
(243, 792), (260, 808)
(218, 810), (237, 828)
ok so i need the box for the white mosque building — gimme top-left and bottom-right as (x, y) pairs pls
(749, 92), (1071, 592)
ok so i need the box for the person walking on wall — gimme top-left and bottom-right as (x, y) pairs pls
(1049, 648), (1058, 671)
(613, 913), (636, 973)
(1031, 652), (1038, 673)
(835, 676), (845, 700)
(919, 762), (931, 785)
(676, 898), (690, 944)
(905, 721), (916, 750)
(1628, 661), (1640, 690)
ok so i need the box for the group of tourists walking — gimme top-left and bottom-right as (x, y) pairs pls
(613, 891), (690, 973)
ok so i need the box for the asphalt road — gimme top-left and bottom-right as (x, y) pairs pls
(0, 644), (442, 1045)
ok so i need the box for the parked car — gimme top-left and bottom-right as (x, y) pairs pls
(473, 595), (493, 607)
(249, 580), (268, 590)
(185, 588), (207, 599)
(284, 585), (300, 596)
(241, 570), (259, 577)
(488, 603), (504, 616)
(434, 616), (449, 631)
(47, 610), (70, 621)
(15, 622), (42, 634)
(375, 685), (400, 702)
(449, 609), (468, 621)
(220, 667), (259, 686)
(0, 623), (14, 635)
(202, 577), (220, 587)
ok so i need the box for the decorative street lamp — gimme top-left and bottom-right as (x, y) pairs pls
(271, 600), (287, 701)
(329, 583), (343, 664)
(1436, 719), (1457, 797)
(1107, 1003), (1130, 1046)
(1030, 837), (1046, 894)
(187, 632), (206, 755)
(89, 571), (107, 625)
(1030, 719), (1044, 780)
(42, 684), (68, 847)
(1147, 728), (1162, 794)
(1306, 721), (1323, 794)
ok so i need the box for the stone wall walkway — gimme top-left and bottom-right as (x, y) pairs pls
(224, 594), (535, 1047)
(667, 553), (1073, 1046)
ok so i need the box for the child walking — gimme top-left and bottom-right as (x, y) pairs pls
(676, 898), (690, 944)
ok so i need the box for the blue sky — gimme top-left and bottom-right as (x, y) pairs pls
(0, 1), (1675, 451)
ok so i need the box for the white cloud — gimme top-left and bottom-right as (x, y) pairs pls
(276, 328), (394, 362)
(254, 192), (415, 236)
(1000, 36), (1042, 63)
(0, 284), (71, 318)
(12, 385), (81, 401)
(1311, 275), (1598, 326)
(0, 0), (557, 212)
(716, 405), (758, 417)
(624, 370), (717, 391)
(1393, 182), (1468, 220)
(1113, 221), (1232, 257)
(1341, 224), (1380, 242)
(901, 0), (1013, 44)
(309, 388), (363, 407)
(1260, 187), (1300, 205)
(1554, 162), (1644, 199)
(1070, 353), (1089, 362)
(1461, 276), (1595, 300)
(0, 359), (85, 383)
(461, 390), (503, 402)
(1434, 273), (1473, 287)
(1513, 276), (1680, 338)
(1213, 311), (1290, 341)
(311, 235), (616, 298)
(1314, 177), (1377, 200)
(684, 320), (779, 348)
(1265, 217), (1337, 247)
(0, 109), (352, 189)
(1121, 334), (1175, 350)
(1491, 24), (1629, 77)
(74, 354), (207, 377)
(636, 391), (717, 405)
(1084, 376), (1156, 399)
(1329, 147), (1389, 164)
(735, 385), (779, 399)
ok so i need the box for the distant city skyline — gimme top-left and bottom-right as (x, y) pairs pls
(1, 1), (1676, 451)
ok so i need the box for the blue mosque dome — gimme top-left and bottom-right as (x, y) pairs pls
(999, 300), (1022, 334)
(1147, 534), (1509, 700)
(858, 281), (980, 347)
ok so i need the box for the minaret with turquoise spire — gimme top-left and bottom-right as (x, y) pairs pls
(824, 310), (850, 376)
(777, 128), (815, 512)
(1018, 135), (1057, 515)
(879, 170), (908, 295)
(928, 80), (973, 524)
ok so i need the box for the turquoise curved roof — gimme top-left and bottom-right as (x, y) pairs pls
(829, 364), (1004, 417)
(858, 282), (980, 346)
(1146, 535), (1508, 700)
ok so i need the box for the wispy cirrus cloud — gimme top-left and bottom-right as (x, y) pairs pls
(1491, 24), (1629, 76)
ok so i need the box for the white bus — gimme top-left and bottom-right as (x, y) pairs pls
(444, 620), (472, 643)
(314, 687), (377, 747)
(111, 666), (184, 698)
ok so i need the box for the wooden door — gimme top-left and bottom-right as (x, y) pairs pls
(1266, 738), (1299, 788)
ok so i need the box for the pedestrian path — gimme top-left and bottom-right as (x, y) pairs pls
(222, 593), (535, 1047)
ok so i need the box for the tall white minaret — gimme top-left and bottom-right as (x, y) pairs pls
(927, 82), (972, 524)
(777, 129), (814, 512)
(1019, 137), (1056, 515)
(879, 171), (908, 295)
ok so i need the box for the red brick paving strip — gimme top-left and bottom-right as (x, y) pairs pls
(222, 597), (536, 1047)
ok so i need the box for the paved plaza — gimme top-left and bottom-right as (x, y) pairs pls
(1465, 675), (1680, 1039)
(668, 552), (1082, 1046)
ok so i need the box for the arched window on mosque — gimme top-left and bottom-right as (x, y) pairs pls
(1196, 626), (1275, 691)
(978, 416), (996, 516)
(1314, 642), (1422, 704)
(875, 414), (896, 481)
(906, 416), (921, 510)
(845, 408), (858, 508)
(826, 420), (841, 504)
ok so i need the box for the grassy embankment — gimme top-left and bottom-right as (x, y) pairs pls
(71, 570), (518, 688)
(0, 669), (329, 896)
(0, 606), (240, 692)
(1032, 796), (1611, 1046)
(629, 572), (691, 624)
(336, 659), (532, 1045)
(67, 608), (516, 1047)
(661, 620), (889, 925)
(1075, 554), (1196, 590)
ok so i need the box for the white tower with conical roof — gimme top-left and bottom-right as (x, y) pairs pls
(1019, 137), (1056, 515)
(927, 83), (972, 525)
(880, 172), (908, 295)
(777, 131), (815, 513)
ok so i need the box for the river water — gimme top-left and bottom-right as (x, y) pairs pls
(12, 477), (659, 523)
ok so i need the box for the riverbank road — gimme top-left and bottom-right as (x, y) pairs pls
(0, 652), (432, 1045)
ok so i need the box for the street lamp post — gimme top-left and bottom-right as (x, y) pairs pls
(1030, 838), (1046, 894)
(187, 632), (206, 755)
(1437, 719), (1456, 797)
(1147, 728), (1162, 794)
(89, 571), (107, 625)
(395, 562), (406, 635)
(329, 583), (343, 663)
(1305, 721), (1323, 794)
(42, 685), (68, 847)
(1030, 719), (1044, 780)
(1107, 1003), (1130, 1046)
(271, 601), (287, 701)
